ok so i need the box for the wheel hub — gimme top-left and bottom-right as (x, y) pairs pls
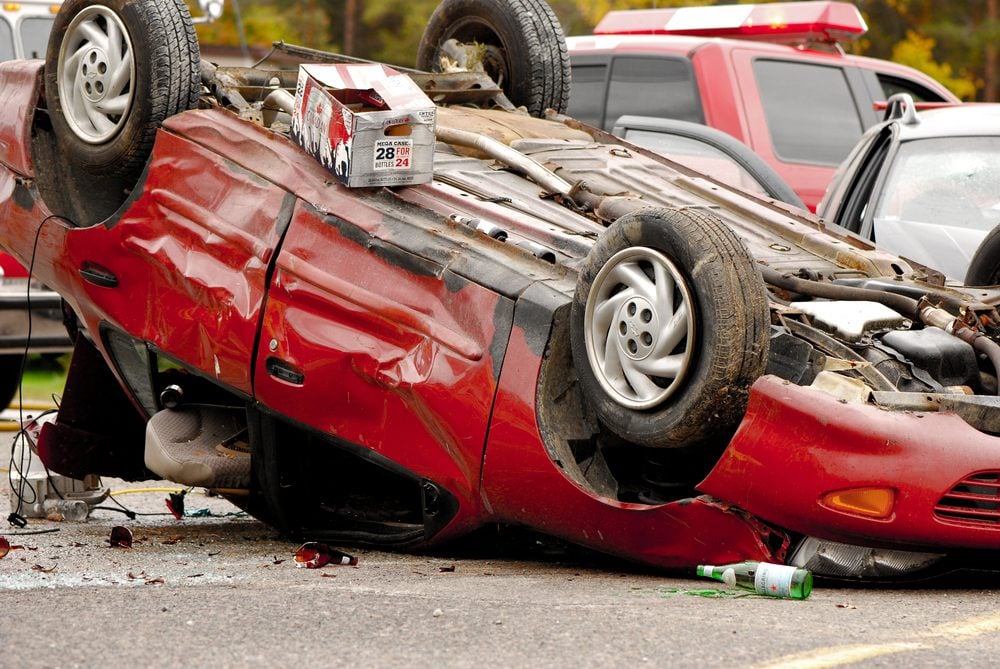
(57, 5), (136, 144)
(615, 296), (659, 361)
(80, 48), (110, 103)
(583, 246), (696, 410)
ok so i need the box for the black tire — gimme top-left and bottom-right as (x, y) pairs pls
(44, 0), (200, 181)
(966, 225), (1000, 286)
(569, 208), (770, 448)
(416, 0), (570, 117)
(0, 355), (25, 409)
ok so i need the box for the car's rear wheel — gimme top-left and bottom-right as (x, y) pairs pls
(44, 0), (200, 181)
(569, 208), (770, 448)
(416, 0), (570, 117)
(966, 225), (1000, 286)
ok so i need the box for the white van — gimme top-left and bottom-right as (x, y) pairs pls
(0, 1), (61, 60)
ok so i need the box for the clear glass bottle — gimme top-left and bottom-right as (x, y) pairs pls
(696, 561), (812, 599)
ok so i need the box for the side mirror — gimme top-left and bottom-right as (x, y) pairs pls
(193, 0), (225, 24)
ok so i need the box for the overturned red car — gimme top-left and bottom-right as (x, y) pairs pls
(2, 0), (999, 579)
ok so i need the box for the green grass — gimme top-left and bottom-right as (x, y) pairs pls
(15, 354), (70, 406)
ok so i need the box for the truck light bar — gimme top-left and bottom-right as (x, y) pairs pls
(594, 1), (867, 46)
(1, 2), (61, 12)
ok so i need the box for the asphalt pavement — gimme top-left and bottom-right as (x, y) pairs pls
(3, 466), (1000, 667)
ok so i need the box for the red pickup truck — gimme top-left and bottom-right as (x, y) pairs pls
(566, 1), (959, 211)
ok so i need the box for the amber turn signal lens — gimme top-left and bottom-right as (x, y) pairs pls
(821, 487), (895, 519)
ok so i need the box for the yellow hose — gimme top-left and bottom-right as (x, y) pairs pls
(8, 402), (58, 411)
(111, 486), (248, 497)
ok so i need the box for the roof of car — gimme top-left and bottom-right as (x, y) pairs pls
(892, 104), (1000, 140)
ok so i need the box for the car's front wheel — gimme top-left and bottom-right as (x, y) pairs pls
(569, 208), (770, 448)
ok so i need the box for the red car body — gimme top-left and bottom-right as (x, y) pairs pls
(2, 41), (999, 578)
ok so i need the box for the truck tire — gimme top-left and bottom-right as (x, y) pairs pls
(416, 0), (570, 117)
(569, 208), (770, 448)
(44, 0), (200, 181)
(966, 225), (1000, 286)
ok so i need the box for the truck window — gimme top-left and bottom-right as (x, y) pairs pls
(0, 19), (14, 60)
(567, 62), (608, 128)
(604, 56), (703, 131)
(876, 74), (947, 103)
(19, 17), (54, 59)
(753, 59), (863, 166)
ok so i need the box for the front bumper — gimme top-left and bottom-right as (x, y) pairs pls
(0, 278), (71, 354)
(699, 375), (1000, 551)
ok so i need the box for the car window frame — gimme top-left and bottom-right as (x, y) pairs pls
(749, 56), (873, 168)
(827, 124), (898, 238)
(568, 52), (703, 132)
(566, 54), (612, 129)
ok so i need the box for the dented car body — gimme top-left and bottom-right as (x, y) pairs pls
(1, 0), (1000, 578)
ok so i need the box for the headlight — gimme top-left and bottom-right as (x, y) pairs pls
(791, 536), (942, 578)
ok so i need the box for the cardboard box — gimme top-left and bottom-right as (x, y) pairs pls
(291, 63), (437, 188)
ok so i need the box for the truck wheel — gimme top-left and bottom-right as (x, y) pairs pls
(965, 225), (1000, 285)
(44, 0), (200, 180)
(416, 0), (570, 117)
(569, 208), (770, 448)
(0, 355), (25, 409)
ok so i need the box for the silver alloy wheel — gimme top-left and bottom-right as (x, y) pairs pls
(57, 5), (135, 144)
(584, 246), (696, 409)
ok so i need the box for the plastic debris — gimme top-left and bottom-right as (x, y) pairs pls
(293, 541), (358, 568)
(166, 492), (186, 519)
(109, 526), (133, 548)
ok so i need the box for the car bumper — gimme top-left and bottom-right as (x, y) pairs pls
(699, 375), (1000, 551)
(0, 278), (71, 354)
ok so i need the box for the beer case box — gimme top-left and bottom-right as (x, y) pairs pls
(291, 63), (437, 188)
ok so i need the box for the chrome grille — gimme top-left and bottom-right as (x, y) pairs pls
(934, 472), (1000, 525)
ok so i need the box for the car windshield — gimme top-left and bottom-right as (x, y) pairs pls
(621, 128), (770, 199)
(871, 136), (1000, 279)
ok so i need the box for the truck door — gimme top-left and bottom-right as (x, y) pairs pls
(730, 48), (875, 210)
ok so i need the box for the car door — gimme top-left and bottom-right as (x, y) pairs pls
(61, 120), (291, 400)
(253, 194), (514, 506)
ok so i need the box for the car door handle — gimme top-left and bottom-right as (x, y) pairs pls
(266, 356), (305, 385)
(79, 262), (119, 288)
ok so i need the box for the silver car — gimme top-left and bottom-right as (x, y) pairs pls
(819, 97), (1000, 284)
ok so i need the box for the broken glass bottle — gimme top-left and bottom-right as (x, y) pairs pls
(696, 561), (812, 599)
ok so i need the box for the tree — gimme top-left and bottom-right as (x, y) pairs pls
(855, 0), (988, 100)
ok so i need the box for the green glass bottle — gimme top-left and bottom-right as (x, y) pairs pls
(696, 561), (813, 599)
